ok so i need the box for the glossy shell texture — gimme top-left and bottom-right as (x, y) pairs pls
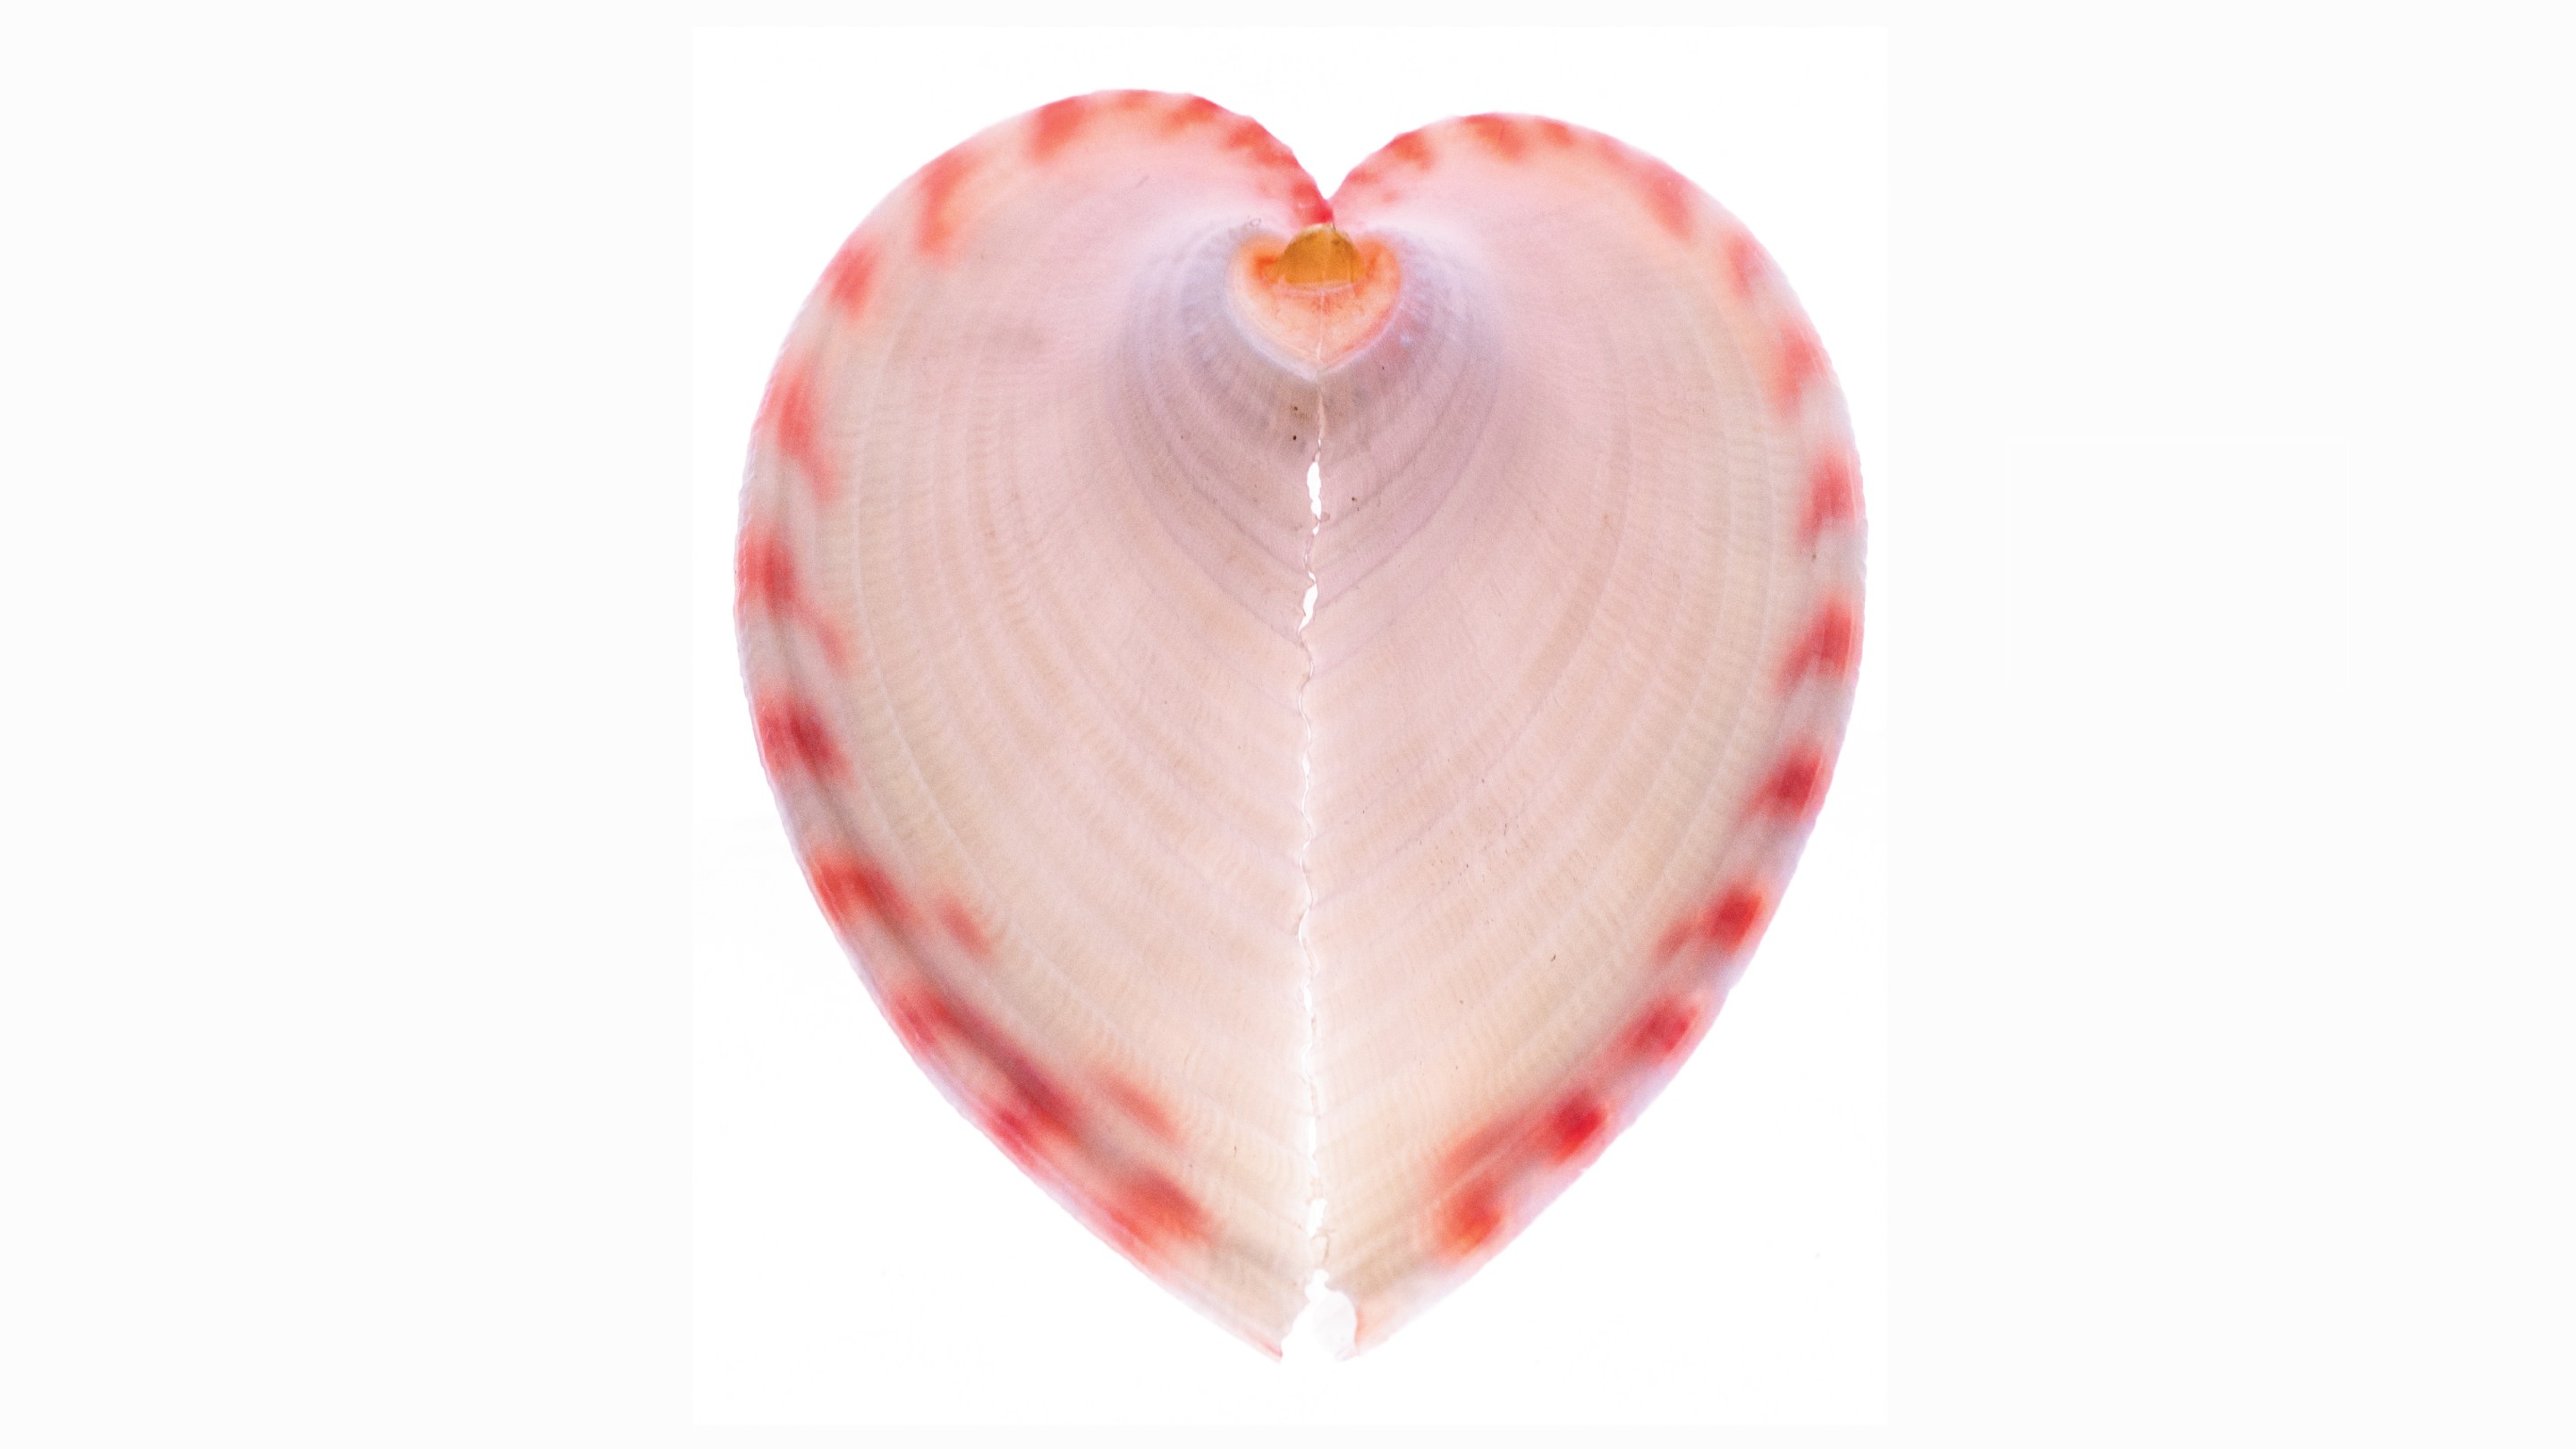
(737, 91), (1862, 1356)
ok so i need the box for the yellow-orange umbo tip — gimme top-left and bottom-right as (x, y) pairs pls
(1270, 225), (1366, 287)
(1230, 226), (1402, 369)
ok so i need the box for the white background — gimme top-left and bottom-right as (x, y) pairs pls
(3, 8), (2571, 1442)
(692, 26), (1888, 1425)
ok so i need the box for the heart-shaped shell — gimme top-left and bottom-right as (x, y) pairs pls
(738, 91), (1862, 1355)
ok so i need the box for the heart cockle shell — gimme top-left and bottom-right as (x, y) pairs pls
(738, 90), (1863, 1357)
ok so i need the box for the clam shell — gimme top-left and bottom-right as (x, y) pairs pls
(737, 91), (1862, 1355)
